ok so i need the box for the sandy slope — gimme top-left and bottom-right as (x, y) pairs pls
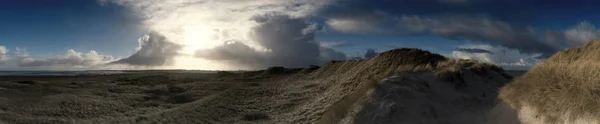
(0, 48), (519, 124)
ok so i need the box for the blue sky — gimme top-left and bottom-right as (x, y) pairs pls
(1, 0), (600, 70)
(0, 0), (145, 58)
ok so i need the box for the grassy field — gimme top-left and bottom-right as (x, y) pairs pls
(0, 69), (314, 123)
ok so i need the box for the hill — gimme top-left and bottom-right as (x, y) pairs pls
(500, 41), (600, 124)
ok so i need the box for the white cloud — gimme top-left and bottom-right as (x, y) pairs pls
(321, 13), (565, 58)
(195, 14), (346, 69)
(399, 15), (561, 57)
(194, 40), (266, 68)
(107, 0), (330, 48)
(14, 47), (29, 57)
(104, 0), (344, 69)
(564, 21), (600, 46)
(319, 41), (352, 48)
(17, 49), (115, 68)
(0, 45), (7, 65)
(452, 44), (541, 70)
(326, 18), (385, 33)
(111, 32), (182, 66)
(323, 10), (393, 34)
(0, 46), (6, 55)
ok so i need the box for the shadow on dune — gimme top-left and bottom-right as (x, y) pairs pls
(350, 59), (520, 124)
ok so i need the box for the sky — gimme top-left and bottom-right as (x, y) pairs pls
(1, 0), (600, 70)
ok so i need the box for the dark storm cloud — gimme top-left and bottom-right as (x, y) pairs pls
(195, 13), (346, 69)
(399, 15), (560, 58)
(195, 40), (265, 66)
(437, 0), (471, 4)
(454, 48), (493, 54)
(318, 0), (535, 23)
(319, 47), (347, 61)
(112, 31), (182, 66)
(316, 0), (589, 58)
(364, 49), (377, 58)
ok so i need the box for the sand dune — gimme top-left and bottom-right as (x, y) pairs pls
(0, 48), (519, 124)
(500, 41), (600, 124)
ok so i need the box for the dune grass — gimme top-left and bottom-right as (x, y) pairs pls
(500, 41), (600, 123)
(500, 61), (600, 123)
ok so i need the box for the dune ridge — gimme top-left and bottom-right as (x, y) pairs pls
(280, 48), (515, 123)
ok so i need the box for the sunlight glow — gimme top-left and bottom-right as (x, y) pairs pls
(181, 25), (216, 54)
(173, 56), (230, 70)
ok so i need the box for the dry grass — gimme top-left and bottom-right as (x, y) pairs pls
(0, 73), (240, 123)
(425, 59), (511, 87)
(352, 57), (513, 124)
(289, 48), (451, 123)
(546, 41), (600, 63)
(318, 50), (513, 124)
(500, 41), (600, 123)
(299, 65), (320, 73)
(500, 61), (600, 123)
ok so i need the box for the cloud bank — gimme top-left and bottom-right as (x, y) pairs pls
(88, 0), (600, 70)
(0, 45), (121, 70)
(326, 17), (389, 34)
(14, 0), (593, 70)
(314, 0), (600, 69)
(364, 49), (377, 58)
(446, 21), (600, 70)
(452, 45), (541, 70)
(0, 46), (7, 65)
(18, 49), (114, 67)
(111, 32), (182, 66)
(104, 0), (346, 69)
(319, 41), (353, 48)
(399, 15), (562, 57)
(195, 14), (345, 69)
(565, 21), (600, 46)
